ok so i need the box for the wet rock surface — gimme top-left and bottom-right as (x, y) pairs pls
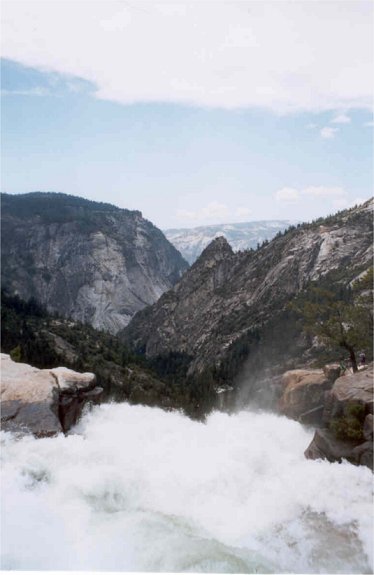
(1, 354), (103, 436)
(304, 365), (373, 470)
(304, 429), (359, 462)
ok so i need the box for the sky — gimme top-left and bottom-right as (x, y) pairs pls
(1, 0), (373, 229)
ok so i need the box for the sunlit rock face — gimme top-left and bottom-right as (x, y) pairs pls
(277, 364), (343, 424)
(278, 368), (334, 424)
(0, 354), (102, 436)
(1, 193), (188, 333)
(123, 200), (373, 375)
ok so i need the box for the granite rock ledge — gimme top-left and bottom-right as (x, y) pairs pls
(0, 354), (103, 437)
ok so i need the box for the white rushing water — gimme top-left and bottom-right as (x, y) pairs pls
(1, 403), (373, 573)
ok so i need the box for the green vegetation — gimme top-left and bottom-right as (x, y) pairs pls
(1, 289), (143, 389)
(330, 402), (366, 441)
(0, 192), (145, 241)
(292, 268), (373, 372)
(9, 345), (22, 362)
(253, 200), (371, 255)
(148, 351), (193, 384)
(1, 289), (217, 417)
(213, 327), (261, 384)
(140, 351), (218, 417)
(0, 192), (137, 222)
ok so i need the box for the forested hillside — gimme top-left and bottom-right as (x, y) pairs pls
(123, 200), (373, 403)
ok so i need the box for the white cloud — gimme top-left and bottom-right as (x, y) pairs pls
(302, 186), (347, 198)
(275, 188), (300, 202)
(320, 127), (339, 139)
(235, 207), (252, 218)
(1, 0), (373, 112)
(364, 121), (374, 127)
(176, 203), (253, 224)
(175, 209), (199, 221)
(306, 123), (318, 130)
(331, 113), (351, 124)
(201, 202), (230, 220)
(176, 202), (230, 222)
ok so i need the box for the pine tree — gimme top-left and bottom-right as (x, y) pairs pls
(293, 269), (373, 372)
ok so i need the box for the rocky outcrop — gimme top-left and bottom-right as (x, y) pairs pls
(124, 236), (236, 366)
(0, 354), (103, 436)
(323, 367), (374, 420)
(123, 200), (373, 377)
(1, 192), (188, 333)
(278, 368), (337, 424)
(304, 429), (362, 463)
(305, 365), (373, 470)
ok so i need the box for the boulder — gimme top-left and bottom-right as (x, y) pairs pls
(323, 363), (342, 382)
(305, 365), (374, 470)
(1, 354), (103, 437)
(352, 441), (373, 469)
(305, 429), (373, 470)
(278, 369), (334, 424)
(323, 365), (373, 420)
(363, 414), (373, 441)
(304, 429), (357, 462)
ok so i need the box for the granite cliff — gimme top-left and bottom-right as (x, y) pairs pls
(1, 193), (188, 333)
(123, 200), (373, 389)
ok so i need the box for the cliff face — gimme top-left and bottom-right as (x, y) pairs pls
(1, 193), (188, 333)
(123, 200), (373, 376)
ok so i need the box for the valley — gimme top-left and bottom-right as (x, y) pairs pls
(1, 193), (373, 574)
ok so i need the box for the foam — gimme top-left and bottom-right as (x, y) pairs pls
(1, 403), (373, 573)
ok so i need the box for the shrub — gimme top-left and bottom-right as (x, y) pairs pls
(330, 402), (366, 441)
(10, 345), (22, 362)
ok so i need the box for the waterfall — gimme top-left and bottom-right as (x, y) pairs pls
(1, 402), (372, 573)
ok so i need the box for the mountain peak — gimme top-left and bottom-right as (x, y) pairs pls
(164, 220), (296, 264)
(124, 204), (373, 374)
(198, 236), (233, 262)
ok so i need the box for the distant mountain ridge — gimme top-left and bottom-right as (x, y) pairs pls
(1, 192), (189, 333)
(164, 220), (297, 263)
